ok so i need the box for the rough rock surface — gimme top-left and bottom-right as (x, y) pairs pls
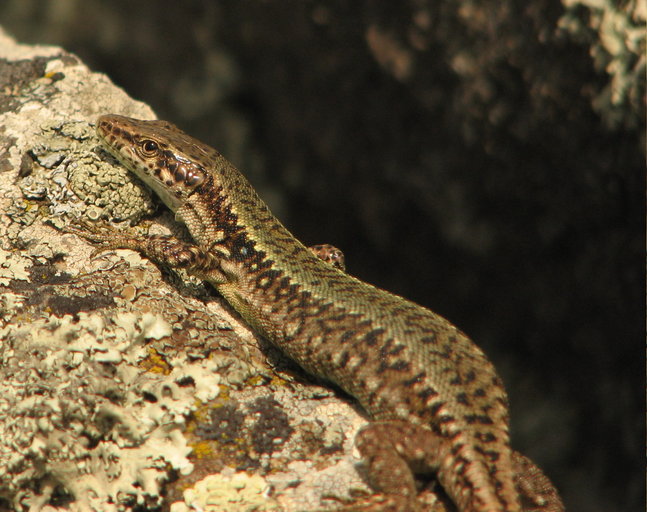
(0, 30), (372, 512)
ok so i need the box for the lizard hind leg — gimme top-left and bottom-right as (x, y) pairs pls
(309, 244), (346, 271)
(348, 422), (563, 512)
(341, 420), (453, 512)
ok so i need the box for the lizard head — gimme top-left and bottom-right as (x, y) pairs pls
(96, 114), (217, 213)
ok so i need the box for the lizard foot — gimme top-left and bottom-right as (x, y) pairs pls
(54, 219), (145, 258)
(53, 219), (227, 281)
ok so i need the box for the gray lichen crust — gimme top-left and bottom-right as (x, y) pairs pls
(0, 28), (370, 512)
(12, 118), (155, 227)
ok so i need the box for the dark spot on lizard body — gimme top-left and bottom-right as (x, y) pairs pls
(377, 359), (411, 373)
(363, 328), (385, 346)
(400, 372), (426, 389)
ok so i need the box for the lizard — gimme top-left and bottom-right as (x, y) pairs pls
(66, 114), (564, 512)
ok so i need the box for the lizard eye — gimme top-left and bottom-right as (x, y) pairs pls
(141, 140), (159, 155)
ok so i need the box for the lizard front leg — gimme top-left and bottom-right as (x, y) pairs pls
(61, 221), (229, 285)
(63, 222), (344, 282)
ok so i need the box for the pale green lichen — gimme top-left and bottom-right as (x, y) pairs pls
(0, 292), (26, 323)
(65, 149), (155, 223)
(171, 470), (280, 512)
(0, 311), (224, 511)
(11, 120), (156, 228)
(59, 121), (155, 223)
(0, 247), (31, 285)
(559, 0), (645, 129)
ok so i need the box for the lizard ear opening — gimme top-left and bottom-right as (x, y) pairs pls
(185, 169), (205, 187)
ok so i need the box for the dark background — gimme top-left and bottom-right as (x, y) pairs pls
(1, 2), (643, 511)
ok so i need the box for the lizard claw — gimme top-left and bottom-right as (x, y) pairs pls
(50, 218), (142, 258)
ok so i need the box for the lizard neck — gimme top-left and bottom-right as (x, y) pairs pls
(179, 157), (323, 279)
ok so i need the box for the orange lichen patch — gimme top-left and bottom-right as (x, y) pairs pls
(244, 374), (266, 387)
(191, 440), (216, 459)
(139, 347), (172, 374)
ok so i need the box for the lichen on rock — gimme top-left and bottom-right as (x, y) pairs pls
(0, 310), (224, 511)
